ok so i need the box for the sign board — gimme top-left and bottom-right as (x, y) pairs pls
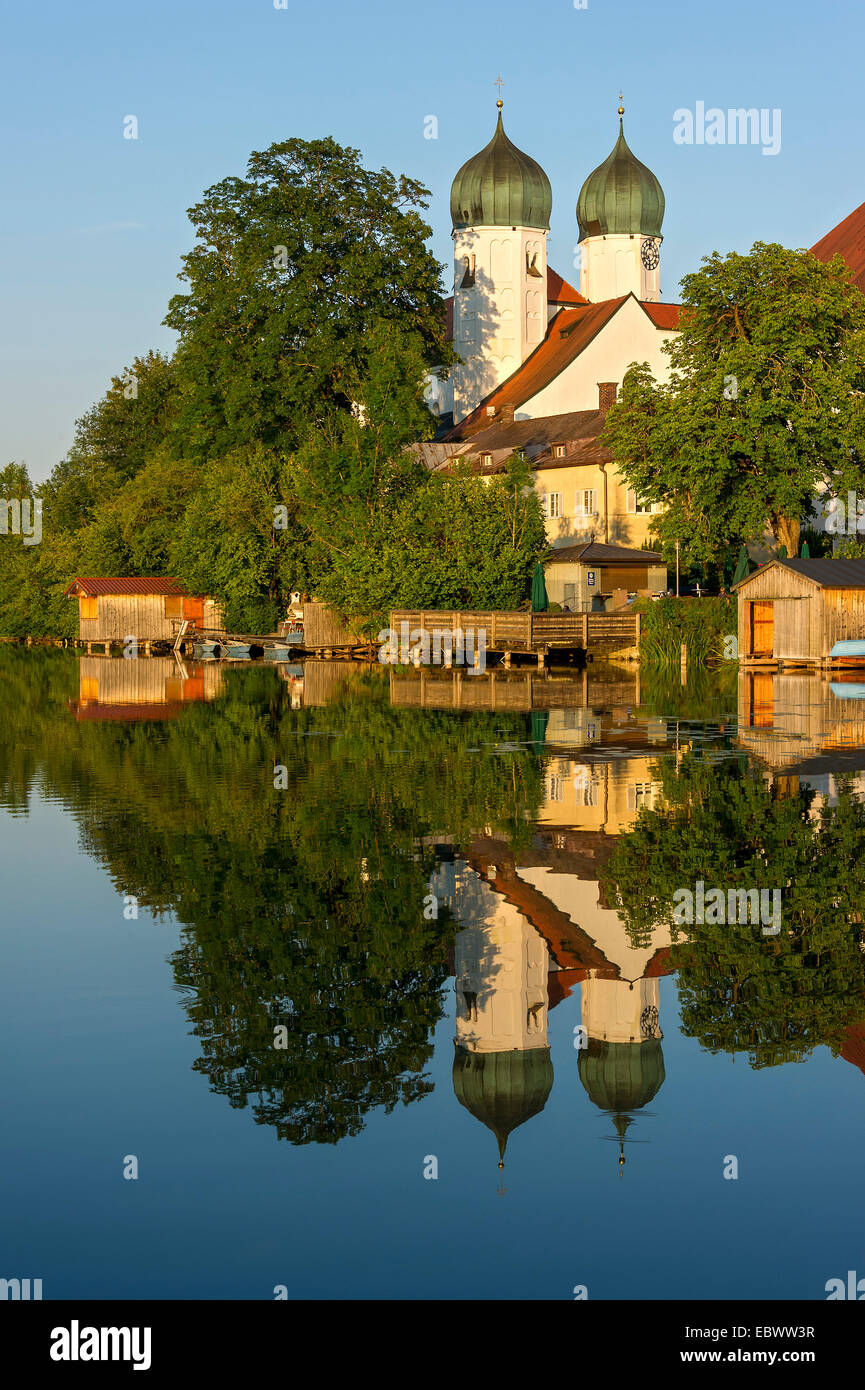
(586, 570), (596, 587)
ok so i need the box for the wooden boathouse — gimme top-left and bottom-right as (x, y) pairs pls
(64, 577), (224, 648)
(735, 558), (865, 665)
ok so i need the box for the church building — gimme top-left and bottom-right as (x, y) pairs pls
(425, 96), (680, 553)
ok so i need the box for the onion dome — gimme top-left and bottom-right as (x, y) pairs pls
(579, 1037), (665, 1174)
(577, 102), (665, 243)
(453, 1045), (554, 1165)
(450, 103), (552, 231)
(578, 1037), (665, 1114)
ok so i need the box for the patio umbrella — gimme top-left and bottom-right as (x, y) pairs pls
(731, 545), (750, 586)
(800, 539), (810, 557)
(530, 709), (549, 754)
(531, 562), (548, 612)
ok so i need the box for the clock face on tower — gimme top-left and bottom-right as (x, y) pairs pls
(641, 238), (660, 271)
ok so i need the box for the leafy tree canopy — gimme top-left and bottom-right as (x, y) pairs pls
(164, 137), (455, 457)
(603, 242), (865, 561)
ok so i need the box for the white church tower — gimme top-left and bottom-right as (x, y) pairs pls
(449, 100), (553, 423)
(576, 99), (666, 305)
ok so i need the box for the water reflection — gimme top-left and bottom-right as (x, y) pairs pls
(3, 651), (865, 1174)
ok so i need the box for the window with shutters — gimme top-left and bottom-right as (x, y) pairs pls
(627, 781), (661, 811)
(80, 596), (98, 620)
(626, 489), (651, 514)
(575, 489), (598, 515)
(164, 595), (183, 620)
(543, 491), (563, 519)
(546, 774), (564, 802)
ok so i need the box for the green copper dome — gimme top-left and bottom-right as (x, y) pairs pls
(578, 1037), (665, 1114)
(453, 1045), (554, 1163)
(577, 117), (665, 243)
(450, 108), (552, 231)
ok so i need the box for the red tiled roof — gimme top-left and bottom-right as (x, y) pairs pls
(445, 298), (630, 438)
(64, 577), (189, 597)
(840, 1018), (865, 1078)
(68, 701), (186, 722)
(547, 266), (586, 305)
(444, 294), (681, 440)
(811, 200), (865, 294)
(644, 946), (674, 978)
(641, 301), (681, 329)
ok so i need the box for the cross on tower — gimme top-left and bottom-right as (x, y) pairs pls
(494, 75), (505, 102)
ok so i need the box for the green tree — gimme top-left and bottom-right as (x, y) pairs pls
(603, 753), (865, 1067)
(164, 137), (454, 457)
(603, 242), (865, 561)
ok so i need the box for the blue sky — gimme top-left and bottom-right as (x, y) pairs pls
(2, 0), (863, 480)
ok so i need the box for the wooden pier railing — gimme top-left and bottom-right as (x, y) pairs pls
(389, 609), (639, 651)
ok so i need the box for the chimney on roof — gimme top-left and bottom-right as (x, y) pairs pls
(598, 382), (618, 415)
(499, 403), (515, 425)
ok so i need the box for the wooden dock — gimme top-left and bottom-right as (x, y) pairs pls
(389, 609), (640, 665)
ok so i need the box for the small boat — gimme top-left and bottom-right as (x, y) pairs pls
(830, 682), (865, 699)
(192, 640), (221, 659)
(223, 643), (252, 659)
(264, 643), (293, 661)
(830, 639), (865, 658)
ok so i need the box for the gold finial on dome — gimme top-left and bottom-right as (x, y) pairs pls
(618, 91), (625, 117)
(495, 74), (505, 108)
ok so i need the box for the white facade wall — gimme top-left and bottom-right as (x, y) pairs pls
(451, 224), (548, 422)
(519, 298), (674, 418)
(580, 233), (662, 303)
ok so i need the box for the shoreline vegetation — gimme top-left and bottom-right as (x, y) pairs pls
(5, 145), (862, 657)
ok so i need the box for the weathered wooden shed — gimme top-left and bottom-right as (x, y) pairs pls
(734, 557), (865, 664)
(64, 577), (224, 643)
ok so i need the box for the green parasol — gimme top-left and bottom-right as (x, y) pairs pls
(531, 562), (548, 612)
(731, 545), (750, 586)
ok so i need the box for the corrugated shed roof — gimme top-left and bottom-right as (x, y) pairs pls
(811, 199), (865, 294)
(781, 557), (865, 587)
(735, 557), (865, 590)
(546, 541), (663, 565)
(64, 577), (189, 597)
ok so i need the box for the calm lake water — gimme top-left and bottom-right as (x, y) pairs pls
(2, 649), (865, 1301)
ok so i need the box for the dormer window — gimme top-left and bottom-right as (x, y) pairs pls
(553, 443), (566, 459)
(481, 452), (493, 467)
